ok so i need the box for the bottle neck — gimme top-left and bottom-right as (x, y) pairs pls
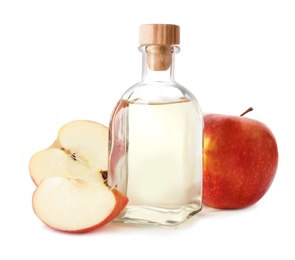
(140, 45), (180, 83)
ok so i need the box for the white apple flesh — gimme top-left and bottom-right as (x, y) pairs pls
(29, 120), (108, 185)
(32, 177), (128, 233)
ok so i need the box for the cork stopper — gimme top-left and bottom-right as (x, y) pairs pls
(139, 24), (180, 71)
(139, 24), (180, 45)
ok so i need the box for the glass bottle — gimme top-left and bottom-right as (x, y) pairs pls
(108, 24), (203, 227)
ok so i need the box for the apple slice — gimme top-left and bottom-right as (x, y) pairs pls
(32, 177), (128, 232)
(29, 120), (108, 185)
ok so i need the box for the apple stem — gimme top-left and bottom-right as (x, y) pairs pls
(240, 107), (253, 117)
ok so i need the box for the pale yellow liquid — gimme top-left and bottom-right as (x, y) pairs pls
(109, 99), (203, 227)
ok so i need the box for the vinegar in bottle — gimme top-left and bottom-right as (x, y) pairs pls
(108, 24), (203, 227)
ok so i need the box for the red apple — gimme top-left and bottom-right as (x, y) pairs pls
(203, 108), (279, 209)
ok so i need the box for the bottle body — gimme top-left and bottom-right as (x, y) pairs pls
(108, 81), (203, 227)
(108, 26), (202, 226)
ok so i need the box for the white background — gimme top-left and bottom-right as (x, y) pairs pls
(1, 0), (294, 259)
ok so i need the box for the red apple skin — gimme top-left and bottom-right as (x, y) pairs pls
(203, 113), (279, 209)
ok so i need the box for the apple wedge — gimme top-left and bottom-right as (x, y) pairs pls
(29, 120), (108, 185)
(32, 177), (128, 232)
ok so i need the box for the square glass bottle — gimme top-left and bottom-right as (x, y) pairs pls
(108, 24), (203, 227)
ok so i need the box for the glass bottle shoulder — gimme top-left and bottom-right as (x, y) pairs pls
(121, 80), (199, 105)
